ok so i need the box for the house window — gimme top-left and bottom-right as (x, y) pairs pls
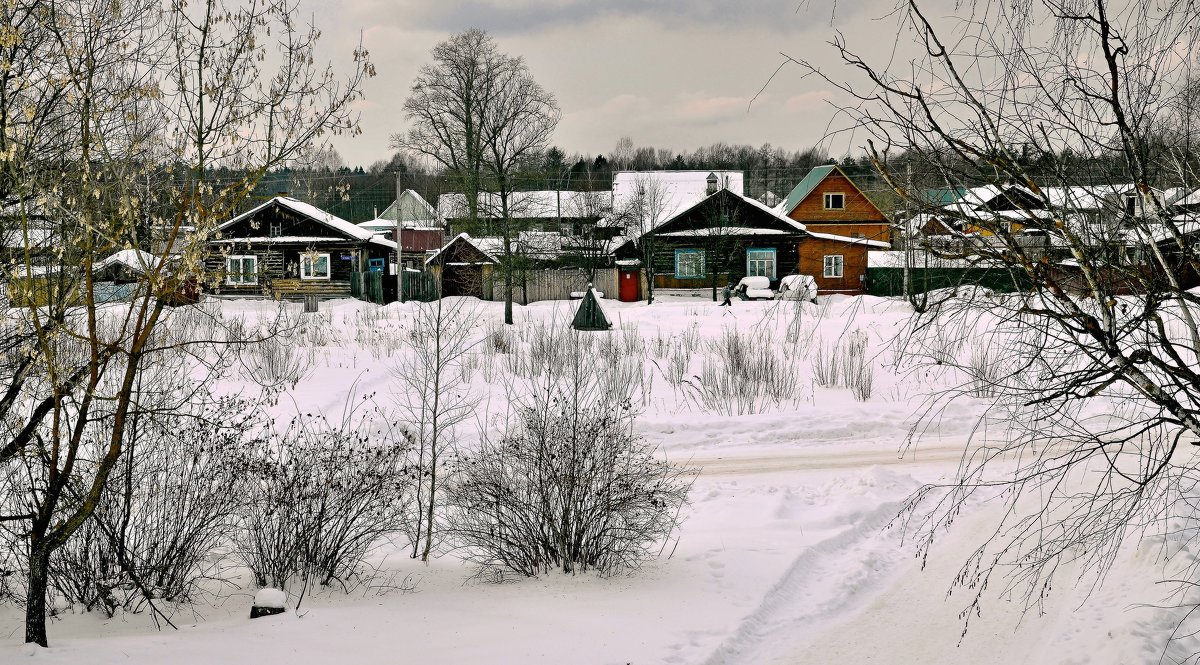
(300, 252), (330, 280)
(675, 248), (705, 278)
(746, 248), (776, 279)
(268, 221), (282, 237)
(226, 255), (258, 285)
(823, 254), (844, 278)
(824, 192), (845, 210)
(1124, 194), (1138, 216)
(706, 173), (719, 195)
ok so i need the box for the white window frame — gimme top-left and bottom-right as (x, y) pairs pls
(675, 248), (705, 278)
(300, 252), (331, 280)
(268, 221), (282, 237)
(226, 255), (258, 285)
(823, 254), (844, 278)
(746, 248), (777, 279)
(823, 192), (845, 210)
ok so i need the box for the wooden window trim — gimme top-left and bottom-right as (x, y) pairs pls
(300, 252), (331, 280)
(823, 192), (846, 210)
(674, 248), (705, 278)
(226, 255), (258, 285)
(823, 254), (844, 278)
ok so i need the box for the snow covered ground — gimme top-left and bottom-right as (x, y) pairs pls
(0, 292), (1193, 664)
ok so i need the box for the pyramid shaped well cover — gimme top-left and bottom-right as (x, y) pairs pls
(572, 287), (612, 331)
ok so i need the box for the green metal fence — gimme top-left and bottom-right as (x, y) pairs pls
(866, 267), (1029, 297)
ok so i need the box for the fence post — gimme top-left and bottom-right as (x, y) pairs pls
(303, 294), (318, 313)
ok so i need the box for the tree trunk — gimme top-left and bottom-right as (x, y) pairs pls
(25, 543), (50, 647)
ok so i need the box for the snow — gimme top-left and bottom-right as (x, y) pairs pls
(252, 589), (286, 610)
(0, 293), (1192, 664)
(611, 170), (745, 228)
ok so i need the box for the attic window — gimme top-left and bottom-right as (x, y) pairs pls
(706, 173), (719, 195)
(1123, 194), (1138, 216)
(269, 221), (282, 237)
(824, 193), (845, 210)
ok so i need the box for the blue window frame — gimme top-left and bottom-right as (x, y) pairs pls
(746, 248), (776, 279)
(674, 248), (705, 278)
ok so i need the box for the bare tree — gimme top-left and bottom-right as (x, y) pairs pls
(786, 0), (1200, 644)
(394, 29), (559, 324)
(623, 175), (672, 304)
(391, 296), (480, 562)
(0, 0), (372, 646)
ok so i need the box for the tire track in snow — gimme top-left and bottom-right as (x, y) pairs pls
(689, 441), (970, 477)
(697, 499), (910, 665)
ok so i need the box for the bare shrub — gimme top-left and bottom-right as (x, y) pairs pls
(239, 331), (313, 390)
(964, 336), (1007, 399)
(47, 394), (256, 617)
(487, 321), (513, 354)
(840, 330), (873, 401)
(6, 353), (260, 620)
(688, 328), (803, 415)
(232, 413), (412, 592)
(448, 393), (691, 578)
(812, 339), (840, 388)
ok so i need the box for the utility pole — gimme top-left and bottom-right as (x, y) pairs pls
(396, 169), (404, 303)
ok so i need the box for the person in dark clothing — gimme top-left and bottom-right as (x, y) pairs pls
(720, 282), (733, 306)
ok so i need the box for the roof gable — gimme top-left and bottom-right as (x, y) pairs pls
(425, 233), (499, 266)
(782, 165), (887, 223)
(220, 197), (374, 241)
(652, 188), (806, 236)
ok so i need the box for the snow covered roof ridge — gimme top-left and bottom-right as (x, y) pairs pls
(219, 196), (374, 241)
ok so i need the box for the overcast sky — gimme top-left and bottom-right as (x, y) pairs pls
(304, 1), (902, 168)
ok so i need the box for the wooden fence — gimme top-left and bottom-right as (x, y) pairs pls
(487, 267), (622, 305)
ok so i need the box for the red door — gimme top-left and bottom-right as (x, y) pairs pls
(618, 269), (640, 302)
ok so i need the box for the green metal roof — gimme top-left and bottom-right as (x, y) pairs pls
(780, 165), (837, 215)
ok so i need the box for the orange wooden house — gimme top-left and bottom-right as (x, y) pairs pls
(778, 165), (893, 294)
(780, 165), (892, 244)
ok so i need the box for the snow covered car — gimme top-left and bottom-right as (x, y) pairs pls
(776, 274), (818, 302)
(734, 276), (775, 300)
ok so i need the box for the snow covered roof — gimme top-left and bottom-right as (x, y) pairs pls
(806, 231), (891, 249)
(652, 186), (808, 237)
(425, 233), (500, 266)
(946, 183), (1165, 217)
(93, 249), (161, 274)
(438, 190), (611, 221)
(658, 227), (791, 237)
(611, 170), (745, 230)
(0, 224), (54, 249)
(379, 189), (437, 222)
(220, 197), (375, 241)
(1172, 189), (1200, 208)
